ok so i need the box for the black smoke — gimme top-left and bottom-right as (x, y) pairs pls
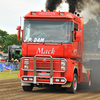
(66, 0), (84, 13)
(46, 0), (62, 11)
(46, 0), (100, 14)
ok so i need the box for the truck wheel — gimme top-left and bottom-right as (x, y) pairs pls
(66, 74), (77, 93)
(87, 78), (91, 87)
(85, 75), (92, 89)
(22, 84), (33, 91)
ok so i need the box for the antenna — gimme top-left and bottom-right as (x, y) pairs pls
(20, 16), (22, 27)
(20, 16), (22, 37)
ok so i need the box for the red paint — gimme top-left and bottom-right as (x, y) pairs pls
(18, 11), (90, 88)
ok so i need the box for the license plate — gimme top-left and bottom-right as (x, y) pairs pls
(38, 73), (49, 75)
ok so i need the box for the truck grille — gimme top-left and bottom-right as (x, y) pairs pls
(36, 63), (50, 68)
(36, 59), (61, 70)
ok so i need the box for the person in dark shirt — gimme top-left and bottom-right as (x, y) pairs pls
(11, 58), (14, 63)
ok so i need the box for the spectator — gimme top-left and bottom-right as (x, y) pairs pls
(14, 59), (19, 70)
(11, 58), (14, 63)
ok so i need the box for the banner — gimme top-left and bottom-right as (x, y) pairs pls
(1, 63), (13, 71)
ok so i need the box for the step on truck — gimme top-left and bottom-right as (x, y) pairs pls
(16, 11), (91, 93)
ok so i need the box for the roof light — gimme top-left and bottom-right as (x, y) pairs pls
(59, 12), (64, 15)
(53, 10), (56, 12)
(41, 10), (44, 12)
(47, 10), (50, 12)
(74, 17), (76, 19)
(31, 12), (36, 15)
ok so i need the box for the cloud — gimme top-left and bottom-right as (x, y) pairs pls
(0, 0), (46, 34)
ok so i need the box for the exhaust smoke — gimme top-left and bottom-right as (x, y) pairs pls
(46, 0), (62, 11)
(46, 0), (100, 15)
(66, 0), (84, 13)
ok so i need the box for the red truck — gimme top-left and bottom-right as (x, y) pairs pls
(17, 11), (91, 93)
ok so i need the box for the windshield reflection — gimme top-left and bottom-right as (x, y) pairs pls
(23, 20), (73, 43)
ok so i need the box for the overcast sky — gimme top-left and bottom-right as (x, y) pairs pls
(0, 0), (46, 34)
(0, 0), (94, 34)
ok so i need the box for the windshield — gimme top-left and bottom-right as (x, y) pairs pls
(23, 20), (73, 43)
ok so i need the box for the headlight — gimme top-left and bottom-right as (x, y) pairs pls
(61, 67), (65, 70)
(61, 60), (66, 71)
(24, 60), (29, 64)
(24, 65), (29, 69)
(61, 79), (65, 82)
(29, 78), (33, 81)
(55, 79), (60, 82)
(23, 78), (28, 81)
(61, 62), (65, 67)
(24, 59), (29, 64)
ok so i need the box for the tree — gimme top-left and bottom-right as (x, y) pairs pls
(83, 18), (99, 52)
(4, 34), (22, 53)
(0, 29), (9, 51)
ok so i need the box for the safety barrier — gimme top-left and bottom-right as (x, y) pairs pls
(0, 63), (20, 72)
(0, 63), (4, 72)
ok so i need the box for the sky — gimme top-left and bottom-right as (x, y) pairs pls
(0, 0), (46, 34)
(0, 0), (94, 34)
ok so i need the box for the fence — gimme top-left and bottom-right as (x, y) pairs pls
(0, 63), (4, 72)
(0, 63), (20, 72)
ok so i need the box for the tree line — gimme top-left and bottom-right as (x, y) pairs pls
(0, 30), (22, 53)
(83, 15), (100, 52)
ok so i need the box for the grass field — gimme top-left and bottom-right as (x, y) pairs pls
(0, 70), (20, 80)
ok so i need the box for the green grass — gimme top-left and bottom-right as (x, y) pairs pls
(0, 70), (20, 80)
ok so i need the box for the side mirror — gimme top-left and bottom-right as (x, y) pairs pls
(76, 31), (81, 42)
(16, 26), (21, 41)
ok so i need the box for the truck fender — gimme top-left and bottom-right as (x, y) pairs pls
(74, 66), (78, 75)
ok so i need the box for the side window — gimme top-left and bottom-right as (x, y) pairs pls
(74, 23), (78, 41)
(74, 23), (78, 31)
(70, 31), (73, 42)
(67, 21), (73, 43)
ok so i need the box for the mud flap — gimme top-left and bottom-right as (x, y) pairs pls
(62, 82), (72, 88)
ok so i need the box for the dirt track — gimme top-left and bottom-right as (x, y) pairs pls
(0, 79), (100, 100)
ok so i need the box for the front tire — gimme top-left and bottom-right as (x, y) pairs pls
(22, 84), (33, 91)
(66, 74), (77, 93)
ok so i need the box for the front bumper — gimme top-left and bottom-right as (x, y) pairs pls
(21, 76), (67, 86)
(21, 55), (67, 86)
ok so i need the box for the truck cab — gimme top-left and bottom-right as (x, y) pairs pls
(17, 11), (90, 93)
